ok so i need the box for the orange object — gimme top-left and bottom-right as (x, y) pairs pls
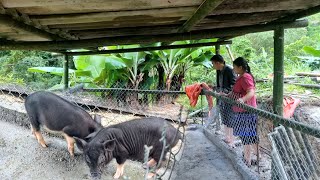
(185, 83), (213, 109)
(283, 96), (300, 118)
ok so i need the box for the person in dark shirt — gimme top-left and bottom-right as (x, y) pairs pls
(211, 54), (236, 147)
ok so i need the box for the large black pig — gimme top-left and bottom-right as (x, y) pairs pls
(74, 117), (181, 179)
(24, 91), (102, 157)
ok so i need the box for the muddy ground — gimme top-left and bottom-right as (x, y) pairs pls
(0, 120), (146, 180)
(173, 127), (243, 180)
(0, 93), (244, 180)
(0, 119), (243, 180)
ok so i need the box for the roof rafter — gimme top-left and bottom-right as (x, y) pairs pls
(0, 4), (78, 40)
(63, 41), (232, 56)
(178, 0), (225, 33)
(0, 19), (308, 51)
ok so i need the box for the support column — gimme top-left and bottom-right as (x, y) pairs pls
(215, 44), (220, 54)
(273, 26), (284, 120)
(272, 26), (284, 180)
(64, 55), (69, 90)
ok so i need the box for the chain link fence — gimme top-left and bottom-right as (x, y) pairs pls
(200, 90), (320, 180)
(0, 82), (186, 180)
(1, 79), (319, 180)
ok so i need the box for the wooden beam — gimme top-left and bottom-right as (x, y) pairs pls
(48, 17), (183, 30)
(63, 41), (232, 56)
(178, 0), (225, 32)
(0, 13), (63, 40)
(0, 20), (308, 51)
(70, 25), (180, 39)
(0, 4), (78, 40)
(210, 0), (320, 15)
(4, 0), (202, 15)
(30, 7), (195, 25)
(273, 5), (320, 22)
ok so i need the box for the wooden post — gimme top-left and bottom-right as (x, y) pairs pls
(271, 26), (284, 180)
(273, 26), (284, 121)
(64, 55), (69, 90)
(226, 45), (234, 61)
(215, 45), (220, 54)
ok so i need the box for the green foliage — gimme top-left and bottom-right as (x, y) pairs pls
(231, 37), (256, 60)
(284, 36), (317, 62)
(0, 50), (62, 89)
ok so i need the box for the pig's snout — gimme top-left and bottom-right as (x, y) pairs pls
(90, 172), (101, 179)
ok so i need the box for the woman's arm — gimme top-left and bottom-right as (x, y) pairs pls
(238, 89), (255, 103)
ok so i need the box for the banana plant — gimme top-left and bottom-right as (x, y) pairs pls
(302, 45), (320, 70)
(151, 40), (217, 91)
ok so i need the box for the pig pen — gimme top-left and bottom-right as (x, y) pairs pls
(0, 93), (184, 180)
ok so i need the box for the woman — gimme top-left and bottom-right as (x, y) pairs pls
(211, 54), (236, 147)
(231, 57), (258, 166)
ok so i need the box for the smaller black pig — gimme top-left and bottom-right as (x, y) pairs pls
(24, 91), (102, 157)
(74, 117), (181, 179)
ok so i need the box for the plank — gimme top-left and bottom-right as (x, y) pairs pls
(0, 20), (308, 50)
(1, 0), (202, 15)
(211, 0), (320, 15)
(30, 7), (195, 25)
(48, 17), (183, 30)
(178, 0), (225, 32)
(71, 25), (180, 39)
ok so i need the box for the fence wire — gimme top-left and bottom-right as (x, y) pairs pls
(1, 80), (319, 180)
(0, 82), (186, 180)
(200, 90), (320, 180)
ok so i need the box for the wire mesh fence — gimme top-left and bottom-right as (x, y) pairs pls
(0, 79), (319, 180)
(200, 90), (320, 180)
(0, 82), (186, 180)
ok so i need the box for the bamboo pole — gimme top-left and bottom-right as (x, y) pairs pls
(215, 44), (220, 55)
(296, 72), (320, 77)
(278, 126), (306, 179)
(269, 131), (289, 180)
(286, 128), (313, 179)
(273, 26), (284, 122)
(63, 41), (232, 56)
(273, 128), (299, 179)
(178, 0), (225, 32)
(64, 55), (69, 90)
(291, 83), (320, 89)
(225, 44), (234, 61)
(0, 20), (308, 51)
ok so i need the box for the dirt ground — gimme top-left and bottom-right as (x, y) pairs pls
(0, 120), (146, 180)
(173, 127), (243, 180)
(0, 92), (244, 180)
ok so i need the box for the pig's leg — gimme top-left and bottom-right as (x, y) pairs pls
(33, 130), (48, 148)
(63, 133), (75, 157)
(146, 158), (157, 168)
(30, 125), (36, 138)
(28, 114), (47, 147)
(30, 124), (47, 147)
(113, 163), (125, 179)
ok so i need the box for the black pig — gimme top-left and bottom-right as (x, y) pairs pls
(74, 117), (181, 179)
(24, 91), (102, 157)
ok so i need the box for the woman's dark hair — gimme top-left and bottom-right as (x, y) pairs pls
(233, 57), (255, 85)
(211, 54), (225, 64)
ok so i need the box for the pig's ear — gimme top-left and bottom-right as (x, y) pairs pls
(103, 139), (116, 152)
(74, 137), (87, 151)
(93, 114), (102, 125)
(85, 131), (98, 141)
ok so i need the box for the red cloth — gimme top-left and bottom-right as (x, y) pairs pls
(185, 83), (213, 109)
(283, 97), (300, 118)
